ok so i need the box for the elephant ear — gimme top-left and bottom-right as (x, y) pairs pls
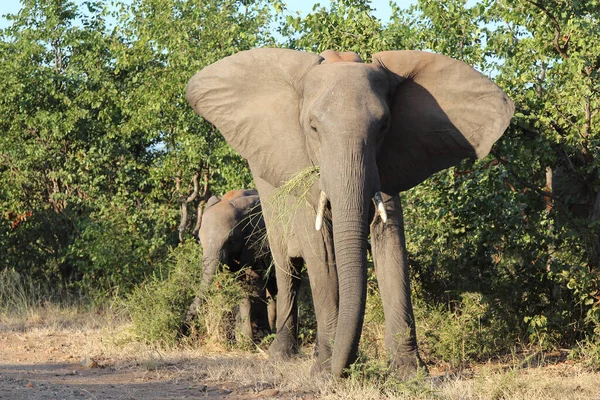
(186, 48), (322, 187)
(372, 50), (514, 192)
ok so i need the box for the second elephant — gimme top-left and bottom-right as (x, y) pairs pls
(186, 189), (276, 341)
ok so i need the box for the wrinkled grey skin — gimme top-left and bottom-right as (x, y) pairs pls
(186, 189), (276, 341)
(186, 49), (514, 377)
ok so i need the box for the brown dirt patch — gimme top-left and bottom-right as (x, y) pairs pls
(0, 326), (288, 399)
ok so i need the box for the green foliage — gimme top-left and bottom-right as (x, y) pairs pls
(364, 274), (514, 369)
(345, 356), (433, 398)
(280, 0), (390, 59)
(389, 0), (600, 351)
(0, 0), (146, 284)
(346, 323), (433, 399)
(482, 0), (600, 343)
(126, 241), (203, 347)
(126, 241), (249, 349)
(67, 197), (174, 299)
(415, 293), (513, 367)
(113, 0), (267, 196)
(386, 0), (488, 65)
(194, 268), (246, 347)
(0, 0), (272, 297)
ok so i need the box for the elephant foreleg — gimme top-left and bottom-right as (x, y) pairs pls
(236, 295), (254, 341)
(370, 193), (425, 378)
(266, 281), (277, 333)
(269, 256), (302, 358)
(302, 222), (338, 374)
(255, 177), (300, 357)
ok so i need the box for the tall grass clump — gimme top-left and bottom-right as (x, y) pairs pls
(570, 337), (600, 371)
(193, 269), (246, 347)
(126, 241), (247, 349)
(359, 276), (515, 371)
(347, 281), (435, 399)
(126, 241), (203, 347)
(0, 268), (44, 316)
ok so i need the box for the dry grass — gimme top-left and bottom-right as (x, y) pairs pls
(115, 332), (600, 400)
(0, 301), (120, 334)
(261, 166), (321, 277)
(2, 306), (600, 399)
(268, 166), (320, 238)
(436, 364), (600, 400)
(157, 353), (600, 399)
(270, 166), (320, 205)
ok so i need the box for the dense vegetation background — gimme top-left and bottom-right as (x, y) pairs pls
(1, 0), (598, 367)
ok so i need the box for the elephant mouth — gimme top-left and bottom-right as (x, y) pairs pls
(315, 190), (388, 231)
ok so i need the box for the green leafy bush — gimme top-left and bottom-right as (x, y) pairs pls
(361, 274), (514, 369)
(415, 292), (513, 368)
(68, 198), (175, 300)
(126, 241), (250, 349)
(194, 270), (247, 348)
(126, 242), (203, 347)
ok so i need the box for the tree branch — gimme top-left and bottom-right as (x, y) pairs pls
(185, 161), (203, 203)
(527, 0), (569, 59)
(492, 151), (556, 199)
(192, 167), (211, 238)
(178, 201), (188, 243)
(554, 105), (578, 130)
(178, 161), (212, 243)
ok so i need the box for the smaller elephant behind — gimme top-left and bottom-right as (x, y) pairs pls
(186, 189), (276, 341)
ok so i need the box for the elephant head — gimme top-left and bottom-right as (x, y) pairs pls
(186, 48), (514, 376)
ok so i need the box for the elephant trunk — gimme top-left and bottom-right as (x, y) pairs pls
(186, 253), (222, 323)
(330, 207), (369, 377)
(321, 143), (377, 377)
(201, 252), (223, 287)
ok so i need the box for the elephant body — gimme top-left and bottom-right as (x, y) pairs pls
(187, 49), (514, 377)
(186, 189), (276, 341)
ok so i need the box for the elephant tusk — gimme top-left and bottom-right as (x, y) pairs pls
(315, 191), (328, 231)
(374, 192), (388, 223)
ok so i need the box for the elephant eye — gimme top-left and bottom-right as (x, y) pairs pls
(310, 121), (318, 134)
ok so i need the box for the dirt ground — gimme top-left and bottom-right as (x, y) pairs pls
(0, 324), (290, 400)
(2, 315), (600, 400)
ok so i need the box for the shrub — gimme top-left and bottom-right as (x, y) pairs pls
(126, 241), (203, 347)
(126, 241), (250, 349)
(68, 199), (175, 301)
(414, 292), (514, 368)
(192, 268), (246, 348)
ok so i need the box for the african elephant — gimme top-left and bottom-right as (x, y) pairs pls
(186, 48), (514, 377)
(186, 189), (276, 341)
